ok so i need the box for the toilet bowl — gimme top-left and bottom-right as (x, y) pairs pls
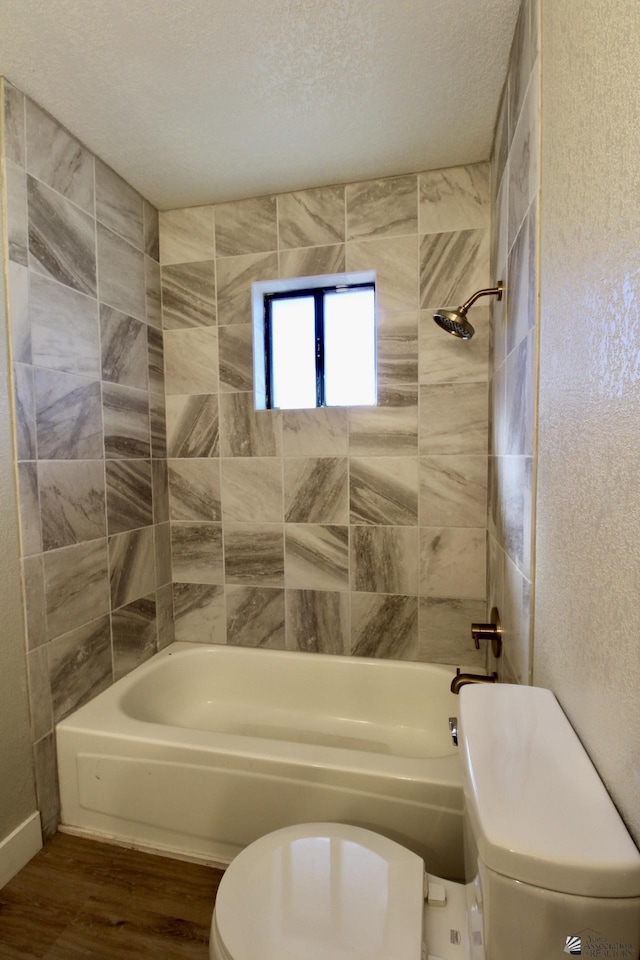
(210, 685), (640, 960)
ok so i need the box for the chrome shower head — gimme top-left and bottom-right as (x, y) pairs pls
(433, 282), (503, 339)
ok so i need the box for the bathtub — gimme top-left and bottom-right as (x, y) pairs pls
(56, 642), (464, 878)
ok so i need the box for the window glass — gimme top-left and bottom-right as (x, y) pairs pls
(323, 287), (376, 407)
(270, 295), (317, 410)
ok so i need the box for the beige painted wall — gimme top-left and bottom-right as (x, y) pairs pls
(0, 190), (37, 839)
(534, 0), (640, 843)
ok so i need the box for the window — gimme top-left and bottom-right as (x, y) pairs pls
(252, 273), (376, 410)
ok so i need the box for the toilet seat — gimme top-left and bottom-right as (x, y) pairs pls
(211, 823), (425, 960)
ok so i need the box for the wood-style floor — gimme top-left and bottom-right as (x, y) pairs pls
(0, 832), (224, 959)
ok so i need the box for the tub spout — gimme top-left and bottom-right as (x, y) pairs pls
(450, 668), (498, 694)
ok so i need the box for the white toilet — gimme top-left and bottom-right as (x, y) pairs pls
(210, 685), (640, 960)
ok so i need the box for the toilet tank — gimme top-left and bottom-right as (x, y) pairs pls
(458, 685), (640, 960)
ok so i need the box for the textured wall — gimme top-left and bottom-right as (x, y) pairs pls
(0, 120), (37, 841)
(487, 0), (539, 683)
(534, 0), (640, 843)
(1, 79), (173, 839)
(159, 166), (492, 663)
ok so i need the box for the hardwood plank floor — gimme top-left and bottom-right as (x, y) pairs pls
(0, 833), (224, 959)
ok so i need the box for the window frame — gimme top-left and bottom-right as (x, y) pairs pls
(263, 280), (376, 411)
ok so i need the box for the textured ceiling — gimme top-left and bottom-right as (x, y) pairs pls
(0, 0), (520, 209)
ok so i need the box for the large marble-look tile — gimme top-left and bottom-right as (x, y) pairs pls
(282, 407), (348, 457)
(348, 385), (418, 456)
(284, 458), (348, 523)
(27, 176), (96, 294)
(508, 65), (538, 250)
(351, 525), (418, 595)
(25, 100), (94, 213)
(95, 158), (144, 249)
(30, 273), (100, 378)
(44, 539), (110, 639)
(218, 325), (253, 393)
(156, 582), (175, 648)
(419, 527), (486, 599)
(224, 523), (284, 586)
(8, 261), (31, 364)
(215, 196), (277, 257)
(112, 595), (157, 681)
(506, 202), (536, 355)
(169, 459), (221, 521)
(166, 394), (219, 458)
(35, 369), (103, 460)
(220, 393), (281, 458)
(144, 200), (160, 260)
(160, 261), (216, 329)
(33, 732), (59, 840)
(419, 163), (490, 235)
(278, 185), (345, 249)
(346, 236), (418, 315)
(346, 175), (417, 241)
(350, 457), (418, 526)
(419, 456), (487, 528)
(27, 646), (53, 741)
(221, 458), (283, 522)
(6, 159), (28, 265)
(147, 326), (165, 398)
(105, 459), (153, 534)
(498, 454), (533, 578)
(507, 0), (532, 142)
(173, 582), (226, 643)
(150, 393), (167, 459)
(278, 244), (345, 280)
(506, 331), (535, 457)
(351, 594), (418, 659)
(285, 524), (349, 591)
(23, 555), (47, 650)
(17, 462), (42, 555)
(420, 229), (489, 309)
(419, 382), (488, 455)
(152, 459), (169, 524)
(285, 589), (349, 654)
(419, 308), (489, 384)
(226, 586), (285, 649)
(109, 526), (155, 609)
(97, 223), (146, 321)
(171, 522), (223, 584)
(502, 554), (532, 683)
(14, 363), (36, 459)
(492, 89), (508, 202)
(418, 598), (486, 665)
(102, 382), (150, 459)
(100, 304), (148, 388)
(145, 256), (162, 328)
(39, 460), (106, 550)
(155, 521), (172, 587)
(159, 206), (215, 265)
(377, 312), (418, 385)
(48, 615), (112, 722)
(216, 252), (278, 326)
(164, 328), (218, 394)
(3, 80), (25, 166)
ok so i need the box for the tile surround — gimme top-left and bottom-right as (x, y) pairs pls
(2, 79), (168, 839)
(157, 159), (492, 659)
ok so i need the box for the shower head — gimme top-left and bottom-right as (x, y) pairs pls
(433, 282), (503, 340)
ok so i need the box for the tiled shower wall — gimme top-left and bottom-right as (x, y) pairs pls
(1, 79), (173, 838)
(160, 164), (492, 663)
(487, 0), (540, 683)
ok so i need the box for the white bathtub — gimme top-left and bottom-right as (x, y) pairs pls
(56, 642), (464, 878)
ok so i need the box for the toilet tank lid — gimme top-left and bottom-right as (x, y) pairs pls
(459, 685), (640, 899)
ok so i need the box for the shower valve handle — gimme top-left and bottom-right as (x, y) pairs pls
(471, 607), (502, 658)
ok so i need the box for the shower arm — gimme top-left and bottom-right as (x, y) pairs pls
(460, 282), (503, 313)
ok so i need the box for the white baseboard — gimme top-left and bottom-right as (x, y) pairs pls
(0, 812), (42, 888)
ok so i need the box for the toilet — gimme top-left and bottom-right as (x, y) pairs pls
(210, 685), (640, 960)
